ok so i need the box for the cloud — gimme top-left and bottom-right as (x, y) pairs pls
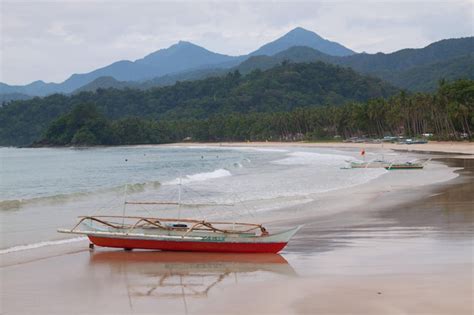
(1, 0), (473, 85)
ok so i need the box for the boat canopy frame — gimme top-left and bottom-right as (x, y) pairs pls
(69, 215), (268, 236)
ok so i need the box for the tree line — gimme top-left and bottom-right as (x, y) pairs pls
(35, 79), (473, 146)
(0, 62), (397, 146)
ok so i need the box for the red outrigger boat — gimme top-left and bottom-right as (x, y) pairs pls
(58, 214), (301, 253)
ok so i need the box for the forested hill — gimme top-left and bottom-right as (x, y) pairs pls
(73, 37), (474, 94)
(0, 62), (397, 146)
(231, 37), (474, 91)
(33, 79), (474, 146)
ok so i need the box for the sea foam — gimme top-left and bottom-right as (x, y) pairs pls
(273, 151), (355, 166)
(0, 237), (87, 255)
(165, 169), (232, 185)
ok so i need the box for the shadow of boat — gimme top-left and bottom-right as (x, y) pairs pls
(89, 250), (296, 298)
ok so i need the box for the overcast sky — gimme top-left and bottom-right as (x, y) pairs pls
(1, 0), (473, 85)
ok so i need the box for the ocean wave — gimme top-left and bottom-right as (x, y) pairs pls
(167, 145), (288, 153)
(0, 237), (87, 255)
(165, 169), (232, 185)
(0, 192), (92, 211)
(0, 199), (22, 210)
(180, 145), (214, 150)
(0, 180), (161, 211)
(273, 151), (355, 166)
(225, 146), (289, 153)
(124, 181), (161, 192)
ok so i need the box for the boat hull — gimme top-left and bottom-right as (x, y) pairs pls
(385, 165), (424, 170)
(88, 235), (287, 253)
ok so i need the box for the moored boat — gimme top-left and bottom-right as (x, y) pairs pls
(347, 159), (426, 170)
(58, 215), (301, 253)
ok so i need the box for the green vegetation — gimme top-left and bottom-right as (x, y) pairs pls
(1, 59), (472, 147)
(40, 103), (112, 146)
(0, 62), (396, 146)
(384, 54), (474, 92)
(34, 104), (173, 146)
(35, 79), (473, 146)
(235, 38), (474, 92)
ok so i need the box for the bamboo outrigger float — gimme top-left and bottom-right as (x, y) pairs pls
(347, 159), (427, 170)
(348, 160), (387, 169)
(58, 215), (301, 253)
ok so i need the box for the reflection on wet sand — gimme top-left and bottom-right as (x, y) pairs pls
(89, 251), (296, 301)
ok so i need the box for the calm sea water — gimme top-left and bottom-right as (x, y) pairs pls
(0, 145), (387, 250)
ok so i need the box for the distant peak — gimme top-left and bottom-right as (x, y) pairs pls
(289, 26), (309, 33)
(158, 40), (206, 53)
(250, 26), (354, 57)
(135, 39), (230, 66)
(170, 40), (201, 49)
(137, 41), (205, 62)
(284, 27), (322, 39)
(176, 40), (194, 46)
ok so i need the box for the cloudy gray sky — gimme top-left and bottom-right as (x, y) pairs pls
(1, 0), (473, 85)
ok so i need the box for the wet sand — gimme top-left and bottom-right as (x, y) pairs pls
(1, 154), (473, 314)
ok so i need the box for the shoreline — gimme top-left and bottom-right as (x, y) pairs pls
(165, 140), (474, 156)
(11, 140), (474, 156)
(202, 156), (473, 314)
(0, 149), (472, 314)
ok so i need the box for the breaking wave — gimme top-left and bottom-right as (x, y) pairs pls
(226, 147), (289, 153)
(0, 180), (161, 211)
(273, 151), (355, 166)
(0, 237), (87, 255)
(165, 169), (232, 185)
(123, 181), (161, 192)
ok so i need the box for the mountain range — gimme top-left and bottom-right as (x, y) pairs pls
(228, 37), (474, 91)
(76, 37), (474, 94)
(1, 27), (472, 102)
(0, 27), (357, 99)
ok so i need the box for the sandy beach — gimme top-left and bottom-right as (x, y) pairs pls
(1, 144), (473, 314)
(168, 140), (474, 156)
